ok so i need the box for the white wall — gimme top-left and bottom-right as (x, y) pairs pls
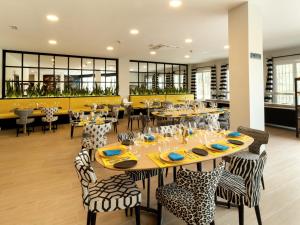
(0, 49), (2, 98)
(118, 57), (130, 99)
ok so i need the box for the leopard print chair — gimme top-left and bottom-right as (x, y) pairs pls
(74, 149), (141, 225)
(117, 131), (159, 209)
(156, 162), (225, 225)
(41, 107), (59, 132)
(216, 151), (267, 225)
(81, 123), (112, 160)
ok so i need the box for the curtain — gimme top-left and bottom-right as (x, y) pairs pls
(218, 64), (228, 99)
(264, 58), (273, 102)
(211, 66), (217, 99)
(191, 68), (197, 99)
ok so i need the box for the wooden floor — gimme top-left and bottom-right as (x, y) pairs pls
(0, 119), (299, 225)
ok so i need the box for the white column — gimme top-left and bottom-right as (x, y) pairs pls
(118, 57), (130, 99)
(229, 2), (264, 130)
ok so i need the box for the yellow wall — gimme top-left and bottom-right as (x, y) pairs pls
(0, 96), (122, 118)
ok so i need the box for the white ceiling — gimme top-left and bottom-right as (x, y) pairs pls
(0, 0), (300, 64)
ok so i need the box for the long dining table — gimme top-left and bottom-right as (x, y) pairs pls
(95, 129), (253, 214)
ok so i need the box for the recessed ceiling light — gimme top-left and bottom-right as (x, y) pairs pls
(184, 55), (190, 58)
(185, 38), (192, 43)
(130, 29), (139, 35)
(106, 46), (114, 51)
(150, 51), (156, 55)
(169, 0), (182, 8)
(46, 14), (59, 22)
(48, 40), (57, 45)
(224, 45), (230, 49)
(8, 25), (18, 30)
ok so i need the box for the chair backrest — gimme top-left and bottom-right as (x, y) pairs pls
(83, 123), (112, 149)
(41, 107), (58, 121)
(176, 161), (225, 224)
(74, 149), (97, 209)
(112, 107), (120, 120)
(117, 131), (135, 142)
(126, 105), (134, 116)
(206, 113), (220, 130)
(159, 124), (183, 135)
(161, 101), (173, 109)
(237, 126), (269, 154)
(229, 151), (267, 207)
(14, 109), (33, 123)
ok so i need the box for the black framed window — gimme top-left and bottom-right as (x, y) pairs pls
(129, 60), (188, 94)
(2, 50), (119, 98)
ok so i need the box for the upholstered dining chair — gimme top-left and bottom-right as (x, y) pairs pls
(206, 113), (220, 131)
(106, 106), (119, 132)
(156, 161), (225, 225)
(219, 111), (230, 130)
(216, 151), (267, 225)
(74, 149), (141, 225)
(41, 107), (58, 132)
(225, 126), (269, 189)
(14, 109), (35, 137)
(127, 105), (142, 131)
(81, 123), (112, 160)
(117, 131), (160, 210)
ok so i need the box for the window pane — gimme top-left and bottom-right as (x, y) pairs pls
(40, 55), (54, 68)
(274, 64), (294, 104)
(6, 53), (22, 66)
(196, 70), (211, 100)
(55, 56), (68, 68)
(69, 57), (81, 69)
(95, 59), (105, 71)
(82, 58), (93, 70)
(106, 60), (116, 72)
(6, 67), (21, 80)
(24, 54), (38, 67)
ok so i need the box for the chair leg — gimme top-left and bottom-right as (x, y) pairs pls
(131, 119), (133, 131)
(255, 205), (262, 225)
(130, 207), (133, 216)
(261, 176), (265, 190)
(157, 203), (162, 225)
(238, 200), (244, 225)
(210, 221), (215, 225)
(87, 211), (91, 225)
(142, 179), (145, 189)
(173, 167), (177, 182)
(165, 168), (168, 177)
(135, 206), (141, 225)
(90, 212), (96, 225)
(197, 162), (202, 171)
(125, 208), (128, 217)
(16, 127), (19, 137)
(147, 176), (151, 208)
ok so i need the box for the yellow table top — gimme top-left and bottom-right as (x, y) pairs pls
(95, 130), (253, 171)
(151, 108), (226, 118)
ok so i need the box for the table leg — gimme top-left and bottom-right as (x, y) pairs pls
(71, 125), (74, 139)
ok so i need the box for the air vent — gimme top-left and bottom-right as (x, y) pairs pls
(149, 43), (180, 50)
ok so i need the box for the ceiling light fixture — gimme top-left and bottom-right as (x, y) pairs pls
(48, 40), (57, 45)
(184, 55), (190, 59)
(150, 51), (156, 55)
(224, 45), (230, 49)
(106, 46), (114, 51)
(46, 14), (59, 22)
(185, 38), (192, 43)
(169, 0), (182, 8)
(130, 29), (139, 35)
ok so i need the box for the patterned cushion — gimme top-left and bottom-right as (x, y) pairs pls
(156, 162), (225, 225)
(216, 151), (267, 208)
(74, 150), (141, 213)
(89, 174), (141, 212)
(41, 107), (59, 123)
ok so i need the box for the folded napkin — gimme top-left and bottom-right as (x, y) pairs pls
(144, 135), (155, 141)
(103, 149), (121, 156)
(168, 152), (184, 161)
(228, 132), (241, 137)
(211, 144), (229, 151)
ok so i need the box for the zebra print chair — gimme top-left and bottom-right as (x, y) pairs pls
(41, 107), (59, 132)
(216, 151), (267, 225)
(81, 123), (112, 160)
(74, 149), (141, 225)
(117, 131), (159, 209)
(159, 124), (183, 136)
(225, 126), (269, 189)
(205, 113), (220, 130)
(156, 162), (225, 225)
